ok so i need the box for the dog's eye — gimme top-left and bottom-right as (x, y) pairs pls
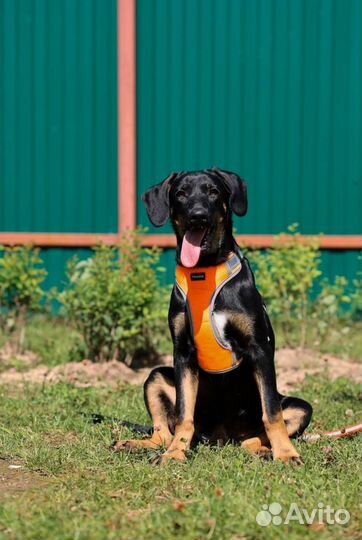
(175, 190), (187, 201)
(209, 187), (219, 198)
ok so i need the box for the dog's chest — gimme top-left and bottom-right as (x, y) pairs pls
(175, 255), (243, 373)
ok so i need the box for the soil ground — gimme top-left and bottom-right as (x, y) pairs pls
(0, 459), (50, 500)
(0, 348), (360, 394)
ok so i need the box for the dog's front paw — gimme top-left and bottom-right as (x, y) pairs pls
(152, 448), (187, 466)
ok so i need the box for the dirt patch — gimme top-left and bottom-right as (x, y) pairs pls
(275, 348), (361, 394)
(0, 459), (50, 500)
(0, 344), (38, 366)
(0, 357), (172, 388)
(0, 349), (360, 392)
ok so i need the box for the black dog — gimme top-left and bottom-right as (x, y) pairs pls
(114, 168), (312, 464)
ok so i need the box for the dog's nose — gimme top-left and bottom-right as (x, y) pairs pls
(189, 207), (208, 226)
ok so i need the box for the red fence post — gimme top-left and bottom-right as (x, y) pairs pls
(118, 0), (137, 233)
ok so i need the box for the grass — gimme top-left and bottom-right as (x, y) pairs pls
(0, 376), (361, 540)
(0, 316), (84, 369)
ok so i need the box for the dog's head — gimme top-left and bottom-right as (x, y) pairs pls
(142, 168), (247, 267)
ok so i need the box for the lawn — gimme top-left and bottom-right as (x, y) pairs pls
(0, 375), (361, 540)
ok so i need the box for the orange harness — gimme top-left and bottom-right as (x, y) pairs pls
(176, 253), (242, 374)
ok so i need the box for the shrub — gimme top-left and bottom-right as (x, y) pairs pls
(311, 276), (352, 344)
(59, 230), (170, 363)
(311, 262), (362, 349)
(350, 263), (362, 321)
(246, 224), (322, 347)
(0, 245), (48, 352)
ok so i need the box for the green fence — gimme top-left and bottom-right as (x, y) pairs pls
(137, 0), (361, 282)
(0, 0), (117, 288)
(0, 0), (361, 288)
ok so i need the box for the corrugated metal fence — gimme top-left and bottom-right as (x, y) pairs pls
(0, 0), (117, 288)
(137, 0), (362, 282)
(0, 0), (361, 288)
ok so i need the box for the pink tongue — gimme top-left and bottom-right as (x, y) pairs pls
(181, 229), (206, 267)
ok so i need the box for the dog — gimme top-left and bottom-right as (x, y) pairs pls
(113, 168), (312, 465)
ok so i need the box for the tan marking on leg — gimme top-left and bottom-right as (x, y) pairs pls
(255, 374), (303, 464)
(156, 370), (198, 465)
(263, 411), (302, 462)
(144, 375), (175, 447)
(241, 435), (271, 457)
(171, 312), (186, 337)
(228, 312), (254, 336)
(282, 406), (307, 437)
(113, 373), (175, 453)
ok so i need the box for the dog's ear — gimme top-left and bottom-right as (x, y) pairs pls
(142, 172), (178, 227)
(212, 167), (248, 216)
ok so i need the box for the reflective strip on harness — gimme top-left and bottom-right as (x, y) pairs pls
(176, 253), (242, 374)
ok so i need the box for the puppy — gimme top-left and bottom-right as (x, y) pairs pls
(114, 168), (312, 464)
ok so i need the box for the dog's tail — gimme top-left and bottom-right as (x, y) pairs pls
(81, 412), (153, 435)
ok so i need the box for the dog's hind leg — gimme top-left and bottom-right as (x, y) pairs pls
(113, 367), (176, 452)
(279, 395), (313, 438)
(241, 395), (313, 457)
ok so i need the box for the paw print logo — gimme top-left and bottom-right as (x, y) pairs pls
(256, 502), (283, 526)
